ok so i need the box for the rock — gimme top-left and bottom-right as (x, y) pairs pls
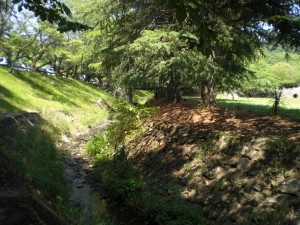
(190, 176), (202, 188)
(202, 166), (225, 180)
(252, 199), (259, 206)
(252, 192), (264, 206)
(237, 157), (252, 171)
(277, 178), (300, 196)
(262, 188), (272, 197)
(186, 189), (197, 202)
(227, 155), (240, 167)
(244, 148), (265, 161)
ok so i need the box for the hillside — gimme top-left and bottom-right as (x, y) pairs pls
(0, 67), (115, 225)
(0, 67), (114, 135)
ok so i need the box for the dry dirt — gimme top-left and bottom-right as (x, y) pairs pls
(151, 100), (300, 138)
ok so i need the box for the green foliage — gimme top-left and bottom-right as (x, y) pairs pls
(56, 195), (111, 225)
(263, 139), (296, 176)
(133, 90), (154, 105)
(87, 102), (205, 224)
(242, 49), (300, 96)
(87, 102), (158, 157)
(93, 156), (205, 225)
(96, 159), (145, 199)
(169, 0), (300, 50)
(86, 130), (113, 158)
(135, 192), (205, 225)
(12, 0), (89, 32)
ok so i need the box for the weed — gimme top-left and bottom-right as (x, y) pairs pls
(3, 122), (68, 198)
(197, 133), (219, 157)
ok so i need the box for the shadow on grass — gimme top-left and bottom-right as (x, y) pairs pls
(0, 84), (22, 114)
(0, 112), (66, 198)
(10, 71), (80, 107)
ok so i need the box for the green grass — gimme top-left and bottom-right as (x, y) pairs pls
(0, 67), (115, 224)
(0, 67), (114, 135)
(217, 97), (300, 119)
(133, 90), (154, 105)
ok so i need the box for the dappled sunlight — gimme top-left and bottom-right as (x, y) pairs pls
(126, 101), (300, 224)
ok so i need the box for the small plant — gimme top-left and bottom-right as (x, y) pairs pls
(271, 87), (283, 116)
(197, 133), (219, 156)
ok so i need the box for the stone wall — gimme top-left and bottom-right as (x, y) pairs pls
(127, 121), (300, 225)
(282, 87), (300, 98)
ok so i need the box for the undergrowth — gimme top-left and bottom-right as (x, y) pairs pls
(86, 102), (206, 225)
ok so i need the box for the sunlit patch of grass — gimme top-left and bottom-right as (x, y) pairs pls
(217, 97), (300, 119)
(0, 67), (114, 135)
(133, 90), (154, 105)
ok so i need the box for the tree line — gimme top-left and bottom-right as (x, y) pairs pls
(1, 0), (299, 105)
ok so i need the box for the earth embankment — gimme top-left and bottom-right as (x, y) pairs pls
(126, 103), (300, 225)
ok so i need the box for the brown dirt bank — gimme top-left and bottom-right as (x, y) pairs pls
(126, 101), (300, 225)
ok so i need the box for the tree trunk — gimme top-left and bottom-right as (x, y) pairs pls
(201, 78), (216, 107)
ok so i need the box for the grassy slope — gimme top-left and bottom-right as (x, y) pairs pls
(0, 67), (114, 135)
(0, 67), (115, 224)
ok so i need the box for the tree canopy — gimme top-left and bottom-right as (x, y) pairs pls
(2, 0), (88, 32)
(1, 0), (299, 105)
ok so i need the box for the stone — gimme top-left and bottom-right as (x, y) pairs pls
(237, 157), (252, 171)
(252, 192), (264, 206)
(227, 155), (240, 167)
(252, 199), (259, 206)
(186, 189), (197, 201)
(277, 178), (300, 196)
(202, 166), (225, 180)
(262, 189), (272, 197)
(244, 148), (265, 161)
